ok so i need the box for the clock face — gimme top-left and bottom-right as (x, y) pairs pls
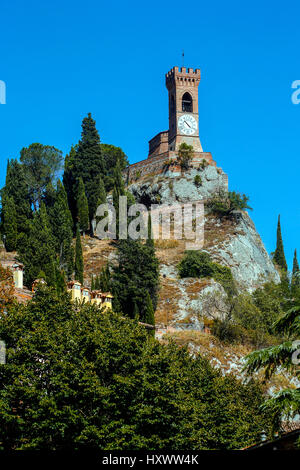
(178, 114), (198, 135)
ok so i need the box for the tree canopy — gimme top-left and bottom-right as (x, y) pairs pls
(0, 286), (273, 450)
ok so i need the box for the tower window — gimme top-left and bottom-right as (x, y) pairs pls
(182, 92), (193, 112)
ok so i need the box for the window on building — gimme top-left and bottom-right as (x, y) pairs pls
(182, 92), (193, 112)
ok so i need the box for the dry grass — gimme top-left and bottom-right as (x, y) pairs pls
(81, 237), (117, 287)
(184, 278), (212, 297)
(155, 239), (186, 265)
(154, 239), (179, 249)
(155, 278), (181, 324)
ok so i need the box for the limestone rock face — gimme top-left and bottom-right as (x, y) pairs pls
(128, 168), (279, 300)
(206, 211), (280, 292)
(128, 166), (228, 206)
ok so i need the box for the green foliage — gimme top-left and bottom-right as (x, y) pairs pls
(112, 239), (159, 322)
(96, 176), (107, 207)
(18, 203), (56, 288)
(1, 159), (32, 240)
(76, 177), (90, 234)
(52, 181), (74, 279)
(98, 264), (110, 292)
(207, 190), (252, 217)
(2, 196), (17, 252)
(178, 251), (236, 296)
(194, 174), (202, 187)
(0, 287), (273, 450)
(74, 224), (83, 284)
(20, 143), (63, 210)
(273, 215), (288, 272)
(212, 319), (244, 344)
(73, 113), (105, 221)
(244, 297), (300, 422)
(177, 143), (194, 170)
(100, 143), (128, 191)
(198, 159), (209, 171)
(112, 158), (126, 239)
(63, 145), (77, 228)
(144, 292), (155, 330)
(252, 281), (286, 327)
(232, 292), (281, 347)
(292, 249), (300, 290)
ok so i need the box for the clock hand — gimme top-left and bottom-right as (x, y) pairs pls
(184, 121), (191, 128)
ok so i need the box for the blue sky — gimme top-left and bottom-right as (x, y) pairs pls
(0, 0), (299, 269)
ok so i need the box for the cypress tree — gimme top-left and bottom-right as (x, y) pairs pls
(144, 291), (155, 327)
(63, 145), (77, 228)
(112, 239), (159, 319)
(2, 196), (18, 252)
(43, 182), (57, 229)
(133, 301), (139, 320)
(1, 159), (32, 240)
(91, 274), (95, 291)
(18, 203), (56, 288)
(74, 113), (105, 221)
(292, 249), (300, 288)
(77, 177), (89, 235)
(96, 176), (107, 207)
(273, 215), (288, 272)
(75, 224), (84, 284)
(52, 181), (74, 279)
(146, 212), (154, 247)
(88, 175), (107, 231)
(95, 275), (100, 290)
(99, 264), (110, 292)
(113, 158), (126, 239)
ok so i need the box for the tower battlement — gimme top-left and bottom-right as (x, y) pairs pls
(166, 67), (201, 89)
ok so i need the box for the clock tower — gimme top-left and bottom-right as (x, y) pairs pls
(166, 66), (203, 152)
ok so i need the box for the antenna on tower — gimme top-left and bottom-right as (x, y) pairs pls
(182, 50), (185, 67)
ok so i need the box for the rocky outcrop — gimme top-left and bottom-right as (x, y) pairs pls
(128, 167), (279, 300)
(207, 211), (280, 291)
(128, 165), (228, 206)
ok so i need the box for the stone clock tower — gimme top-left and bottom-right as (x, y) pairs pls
(148, 66), (205, 158)
(166, 66), (203, 153)
(127, 65), (223, 183)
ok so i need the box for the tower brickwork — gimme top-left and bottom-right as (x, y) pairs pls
(166, 67), (203, 152)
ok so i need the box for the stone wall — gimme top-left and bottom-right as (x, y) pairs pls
(125, 151), (217, 184)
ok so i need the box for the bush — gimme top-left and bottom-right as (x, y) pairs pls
(178, 251), (236, 296)
(207, 190), (252, 217)
(194, 175), (202, 187)
(177, 143), (194, 170)
(212, 318), (245, 344)
(198, 159), (209, 171)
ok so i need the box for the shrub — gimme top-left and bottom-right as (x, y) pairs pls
(177, 143), (194, 170)
(178, 251), (215, 278)
(199, 159), (209, 171)
(212, 318), (245, 344)
(207, 190), (252, 217)
(194, 175), (202, 187)
(178, 251), (236, 296)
